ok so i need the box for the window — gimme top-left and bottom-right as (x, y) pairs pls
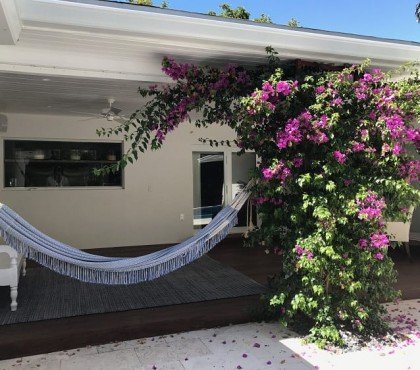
(4, 140), (122, 188)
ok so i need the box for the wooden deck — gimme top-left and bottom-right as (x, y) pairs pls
(0, 236), (418, 360)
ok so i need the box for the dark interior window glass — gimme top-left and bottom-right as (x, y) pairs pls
(4, 140), (122, 188)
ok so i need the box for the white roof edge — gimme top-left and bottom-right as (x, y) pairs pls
(17, 0), (419, 53)
(64, 0), (420, 47)
(4, 0), (418, 82)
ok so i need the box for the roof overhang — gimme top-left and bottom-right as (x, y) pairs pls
(0, 0), (419, 116)
(0, 0), (418, 82)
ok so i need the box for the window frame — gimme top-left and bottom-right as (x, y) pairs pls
(2, 138), (125, 191)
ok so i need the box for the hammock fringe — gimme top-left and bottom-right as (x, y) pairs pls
(0, 182), (252, 285)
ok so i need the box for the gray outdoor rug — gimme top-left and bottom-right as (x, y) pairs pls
(0, 256), (265, 325)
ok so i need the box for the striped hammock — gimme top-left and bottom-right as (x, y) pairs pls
(0, 182), (252, 285)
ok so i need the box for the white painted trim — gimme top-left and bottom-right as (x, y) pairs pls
(1, 0), (416, 82)
(0, 62), (169, 82)
(0, 0), (22, 45)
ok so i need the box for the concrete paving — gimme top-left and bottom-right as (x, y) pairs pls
(1, 299), (420, 370)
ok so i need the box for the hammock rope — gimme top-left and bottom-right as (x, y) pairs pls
(0, 181), (253, 285)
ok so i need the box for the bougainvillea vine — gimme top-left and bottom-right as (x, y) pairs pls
(98, 48), (420, 348)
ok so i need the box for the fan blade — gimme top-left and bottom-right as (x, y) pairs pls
(110, 107), (122, 115)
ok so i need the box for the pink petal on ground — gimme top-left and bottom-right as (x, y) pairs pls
(253, 343), (261, 348)
(242, 353), (248, 358)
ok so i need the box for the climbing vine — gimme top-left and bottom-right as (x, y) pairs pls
(98, 49), (420, 347)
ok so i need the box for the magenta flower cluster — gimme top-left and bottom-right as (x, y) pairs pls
(155, 57), (251, 143)
(276, 111), (330, 151)
(358, 231), (389, 261)
(357, 192), (386, 221)
(295, 244), (314, 260)
(261, 160), (292, 184)
(333, 151), (347, 164)
(248, 79), (298, 114)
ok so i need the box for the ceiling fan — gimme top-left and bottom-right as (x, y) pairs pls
(67, 98), (129, 123)
(101, 98), (123, 121)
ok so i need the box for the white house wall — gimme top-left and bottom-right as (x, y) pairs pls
(0, 113), (236, 249)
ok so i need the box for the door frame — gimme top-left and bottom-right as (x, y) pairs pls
(192, 144), (256, 234)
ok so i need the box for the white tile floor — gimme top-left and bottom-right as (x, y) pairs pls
(2, 299), (420, 370)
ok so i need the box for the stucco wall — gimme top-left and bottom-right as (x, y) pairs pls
(0, 112), (418, 250)
(0, 113), (236, 249)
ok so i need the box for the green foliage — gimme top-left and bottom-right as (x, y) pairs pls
(254, 14), (272, 24)
(99, 49), (420, 348)
(208, 3), (271, 23)
(287, 18), (301, 27)
(129, 0), (153, 5)
(208, 3), (250, 19)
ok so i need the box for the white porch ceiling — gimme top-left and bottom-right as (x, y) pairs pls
(0, 72), (146, 115)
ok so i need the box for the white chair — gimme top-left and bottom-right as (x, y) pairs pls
(0, 245), (26, 311)
(386, 207), (414, 261)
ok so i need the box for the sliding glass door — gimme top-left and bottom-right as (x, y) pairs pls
(192, 152), (225, 228)
(192, 148), (256, 231)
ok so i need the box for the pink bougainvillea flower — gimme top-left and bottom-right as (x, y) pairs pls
(292, 157), (304, 168)
(399, 160), (420, 183)
(370, 232), (389, 249)
(360, 129), (369, 141)
(362, 73), (373, 82)
(315, 85), (325, 94)
(276, 81), (291, 96)
(262, 168), (275, 180)
(385, 114), (405, 139)
(406, 128), (420, 147)
(276, 118), (302, 149)
(309, 131), (329, 144)
(352, 142), (365, 153)
(343, 179), (352, 187)
(373, 252), (384, 261)
(295, 245), (304, 255)
(333, 151), (347, 164)
(358, 239), (369, 249)
(392, 143), (403, 155)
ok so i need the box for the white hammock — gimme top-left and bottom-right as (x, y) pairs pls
(0, 182), (252, 285)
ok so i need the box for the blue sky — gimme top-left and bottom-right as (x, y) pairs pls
(155, 0), (419, 42)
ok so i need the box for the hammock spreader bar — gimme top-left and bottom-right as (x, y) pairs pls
(0, 182), (252, 285)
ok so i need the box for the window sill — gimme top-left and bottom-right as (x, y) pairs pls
(2, 186), (124, 191)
